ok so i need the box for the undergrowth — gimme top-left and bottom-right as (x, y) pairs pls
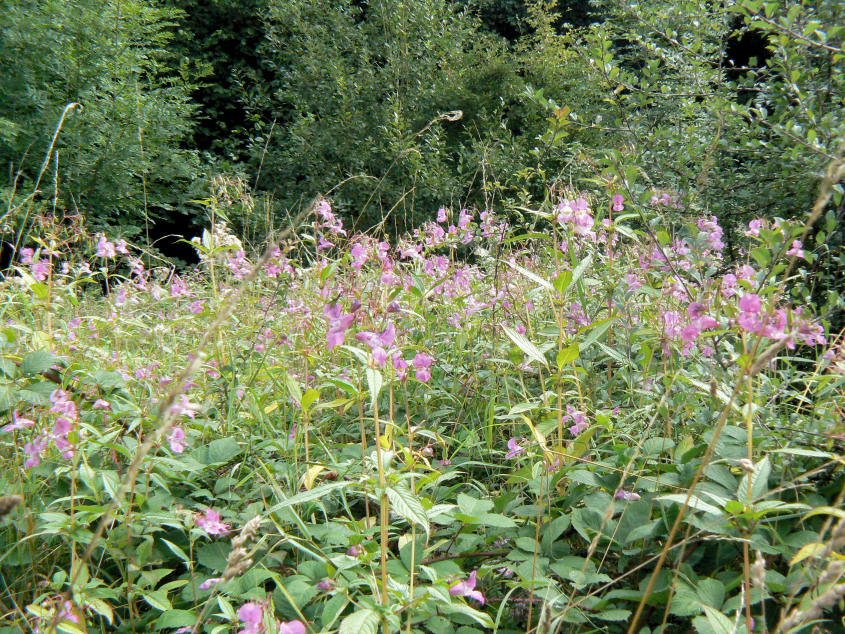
(1, 166), (844, 634)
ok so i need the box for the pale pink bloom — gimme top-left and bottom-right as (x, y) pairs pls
(2, 411), (35, 432)
(505, 437), (525, 459)
(20, 247), (35, 265)
(449, 570), (485, 604)
(786, 240), (804, 258)
(616, 489), (640, 502)
(31, 259), (51, 281)
(739, 293), (762, 314)
(611, 194), (624, 211)
(96, 236), (116, 258)
(237, 602), (263, 634)
(199, 577), (222, 590)
(196, 509), (230, 536)
(168, 426), (187, 453)
(437, 207), (447, 223)
(278, 621), (306, 634)
(188, 300), (204, 314)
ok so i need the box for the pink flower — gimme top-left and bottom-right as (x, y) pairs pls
(346, 544), (364, 557)
(616, 489), (640, 502)
(505, 437), (525, 459)
(31, 258), (51, 281)
(23, 435), (48, 468)
(96, 236), (117, 258)
(316, 578), (335, 592)
(2, 410), (35, 432)
(196, 508), (230, 536)
(20, 247), (34, 265)
(449, 570), (485, 604)
(278, 621), (306, 634)
(786, 240), (804, 258)
(611, 194), (624, 212)
(437, 207), (447, 223)
(199, 577), (222, 590)
(168, 426), (187, 453)
(237, 602), (264, 634)
(412, 352), (434, 383)
(745, 218), (763, 237)
(93, 399), (110, 410)
(739, 293), (762, 314)
(188, 301), (204, 314)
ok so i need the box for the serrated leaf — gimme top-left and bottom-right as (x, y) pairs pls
(503, 258), (553, 291)
(789, 542), (826, 565)
(141, 590), (171, 612)
(386, 484), (429, 535)
(21, 350), (56, 376)
(702, 605), (734, 634)
(339, 608), (380, 634)
(502, 324), (547, 367)
(161, 539), (191, 566)
(556, 344), (579, 369)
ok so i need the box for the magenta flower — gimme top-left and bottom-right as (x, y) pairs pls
(196, 508), (230, 536)
(278, 621), (306, 634)
(739, 293), (762, 314)
(316, 578), (335, 592)
(188, 300), (204, 314)
(437, 207), (447, 223)
(2, 410), (35, 432)
(505, 437), (525, 459)
(168, 426), (187, 453)
(611, 194), (624, 211)
(96, 236), (117, 258)
(199, 577), (222, 590)
(616, 489), (641, 502)
(237, 602), (264, 634)
(449, 570), (485, 604)
(31, 258), (51, 281)
(20, 247), (34, 265)
(563, 405), (588, 436)
(412, 352), (434, 383)
(786, 240), (804, 258)
(24, 435), (48, 468)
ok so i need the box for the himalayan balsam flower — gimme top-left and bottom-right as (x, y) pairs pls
(786, 240), (804, 258)
(505, 437), (525, 459)
(199, 577), (222, 590)
(346, 544), (364, 557)
(449, 570), (485, 604)
(237, 602), (264, 634)
(168, 426), (187, 453)
(196, 508), (230, 536)
(616, 489), (641, 502)
(412, 352), (434, 383)
(278, 621), (306, 634)
(611, 194), (624, 212)
(96, 236), (117, 258)
(2, 411), (35, 432)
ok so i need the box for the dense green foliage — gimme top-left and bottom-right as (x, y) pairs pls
(0, 0), (201, 235)
(1, 187), (844, 632)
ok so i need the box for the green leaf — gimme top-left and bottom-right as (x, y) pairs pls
(301, 388), (320, 411)
(339, 608), (380, 634)
(553, 270), (572, 295)
(141, 590), (171, 612)
(195, 438), (242, 465)
(556, 344), (579, 369)
(657, 494), (723, 516)
(595, 609), (632, 621)
(501, 324), (548, 367)
(737, 456), (771, 503)
(503, 258), (553, 291)
(386, 483), (429, 535)
(264, 481), (352, 515)
(21, 350), (56, 375)
(155, 609), (196, 630)
(702, 605), (734, 634)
